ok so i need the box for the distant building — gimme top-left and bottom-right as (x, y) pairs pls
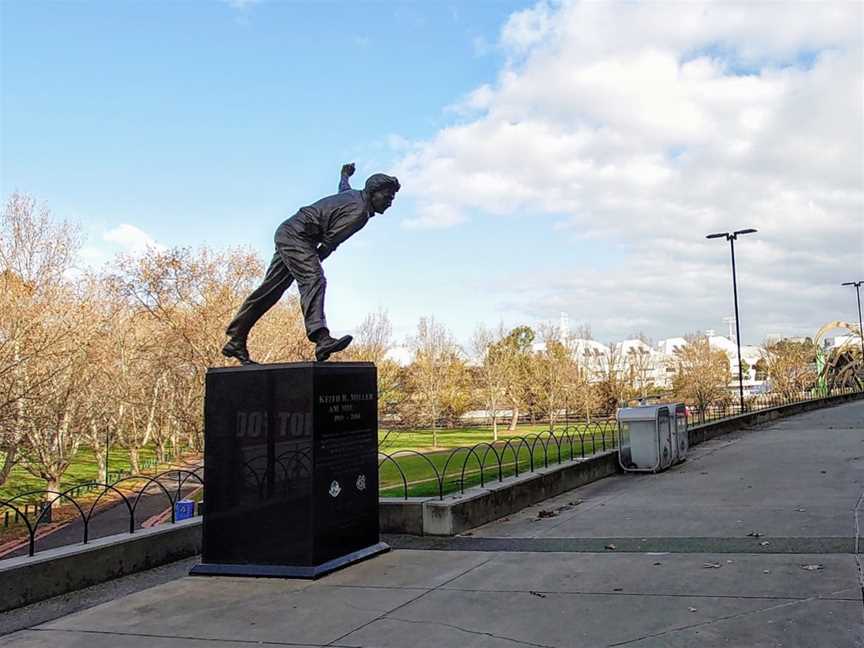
(384, 346), (412, 367)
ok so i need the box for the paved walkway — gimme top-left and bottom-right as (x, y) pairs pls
(2, 401), (863, 647)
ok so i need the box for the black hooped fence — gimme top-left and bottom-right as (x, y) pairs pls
(377, 420), (618, 501)
(2, 386), (861, 559)
(1, 468), (203, 558)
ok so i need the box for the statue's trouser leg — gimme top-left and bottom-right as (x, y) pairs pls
(225, 251), (294, 340)
(276, 237), (327, 340)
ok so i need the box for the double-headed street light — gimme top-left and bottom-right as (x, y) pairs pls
(707, 228), (758, 414)
(841, 281), (864, 368)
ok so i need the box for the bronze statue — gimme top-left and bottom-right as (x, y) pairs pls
(222, 163), (400, 364)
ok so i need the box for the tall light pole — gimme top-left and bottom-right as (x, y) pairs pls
(707, 228), (758, 413)
(841, 281), (864, 369)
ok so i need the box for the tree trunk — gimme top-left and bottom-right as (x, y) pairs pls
(46, 476), (62, 497)
(169, 430), (180, 459)
(492, 414), (498, 442)
(94, 447), (107, 483)
(129, 447), (141, 475)
(509, 406), (519, 431)
(156, 440), (167, 465)
(0, 446), (19, 489)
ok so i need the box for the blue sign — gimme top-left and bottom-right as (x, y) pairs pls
(175, 499), (195, 521)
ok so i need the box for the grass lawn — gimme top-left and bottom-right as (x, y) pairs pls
(0, 446), (194, 504)
(378, 427), (617, 498)
(377, 420), (616, 454)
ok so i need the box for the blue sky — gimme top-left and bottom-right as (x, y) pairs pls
(2, 1), (862, 348)
(1, 0), (517, 239)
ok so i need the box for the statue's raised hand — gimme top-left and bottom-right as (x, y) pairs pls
(341, 162), (356, 177)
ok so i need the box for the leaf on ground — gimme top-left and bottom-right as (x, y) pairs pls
(800, 564), (824, 571)
(537, 509), (558, 519)
(702, 561), (722, 569)
(688, 607), (698, 613)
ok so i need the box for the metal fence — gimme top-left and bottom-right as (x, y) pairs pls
(0, 468), (202, 558)
(1, 385), (860, 559)
(684, 386), (860, 425)
(378, 420), (618, 500)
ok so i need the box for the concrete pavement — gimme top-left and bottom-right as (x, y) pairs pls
(2, 400), (863, 647)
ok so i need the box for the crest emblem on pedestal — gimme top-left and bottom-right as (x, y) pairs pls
(355, 474), (367, 491)
(329, 480), (341, 497)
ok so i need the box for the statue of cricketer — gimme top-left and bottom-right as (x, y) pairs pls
(222, 163), (400, 364)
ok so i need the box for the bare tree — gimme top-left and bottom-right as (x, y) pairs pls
(471, 324), (512, 441)
(499, 326), (535, 431)
(249, 297), (310, 363)
(345, 309), (392, 364)
(762, 338), (817, 398)
(439, 350), (473, 427)
(624, 346), (656, 400)
(342, 309), (404, 422)
(594, 343), (630, 415)
(532, 323), (572, 429)
(114, 246), (264, 450)
(0, 193), (82, 488)
(18, 283), (102, 495)
(670, 335), (732, 418)
(404, 317), (461, 447)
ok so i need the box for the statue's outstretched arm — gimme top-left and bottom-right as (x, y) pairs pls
(339, 162), (355, 192)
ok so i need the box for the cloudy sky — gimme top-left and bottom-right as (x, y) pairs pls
(2, 1), (862, 348)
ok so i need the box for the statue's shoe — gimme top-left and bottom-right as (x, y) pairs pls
(315, 334), (353, 362)
(222, 338), (258, 365)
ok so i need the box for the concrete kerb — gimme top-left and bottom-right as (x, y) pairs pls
(1, 389), (861, 612)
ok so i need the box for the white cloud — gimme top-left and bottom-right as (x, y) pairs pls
(391, 0), (864, 342)
(402, 203), (466, 230)
(103, 224), (163, 255)
(500, 1), (555, 54)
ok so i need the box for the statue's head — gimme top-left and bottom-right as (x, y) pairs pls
(365, 174), (400, 214)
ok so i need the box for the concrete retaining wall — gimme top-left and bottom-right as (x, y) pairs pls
(0, 517), (202, 614)
(687, 390), (864, 446)
(413, 451), (619, 536)
(2, 389), (861, 611)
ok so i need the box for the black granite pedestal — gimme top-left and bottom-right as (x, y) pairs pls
(190, 362), (388, 579)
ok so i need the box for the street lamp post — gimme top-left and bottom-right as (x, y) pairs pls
(707, 228), (758, 414)
(841, 281), (864, 369)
